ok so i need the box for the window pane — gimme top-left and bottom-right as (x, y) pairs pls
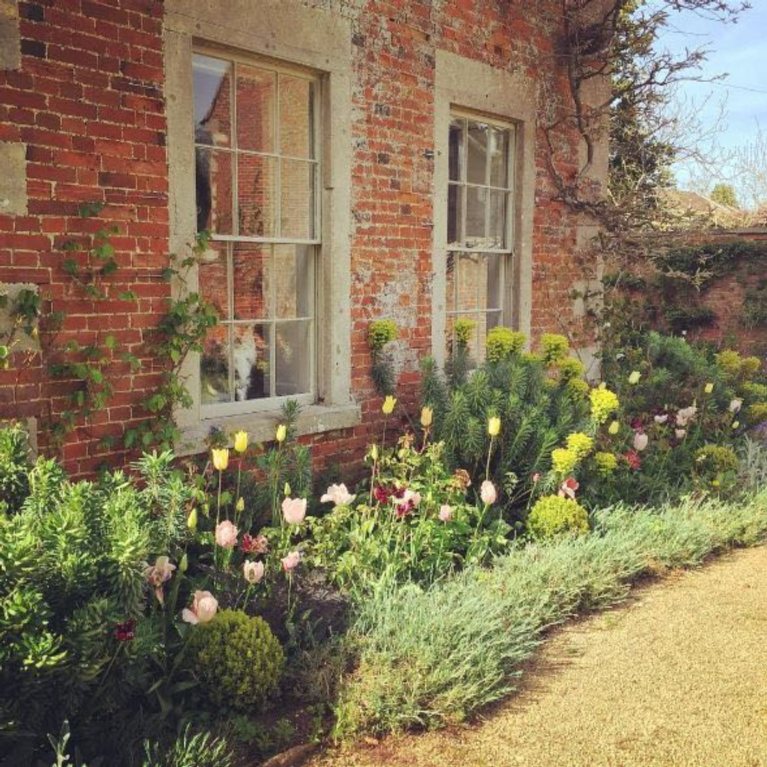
(193, 54), (231, 148)
(449, 118), (464, 181)
(198, 242), (229, 320)
(447, 185), (462, 248)
(488, 190), (507, 249)
(280, 159), (315, 239)
(465, 186), (486, 248)
(445, 252), (457, 313)
(233, 323), (271, 401)
(275, 244), (313, 319)
(485, 253), (503, 311)
(279, 75), (315, 159)
(489, 127), (509, 188)
(236, 65), (275, 153)
(275, 320), (312, 396)
(196, 148), (234, 234)
(457, 254), (481, 311)
(201, 326), (230, 404)
(237, 154), (275, 237)
(466, 121), (488, 185)
(233, 243), (270, 320)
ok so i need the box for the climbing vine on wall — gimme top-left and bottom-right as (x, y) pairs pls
(0, 203), (218, 456)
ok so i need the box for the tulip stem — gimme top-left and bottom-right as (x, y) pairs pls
(485, 436), (495, 481)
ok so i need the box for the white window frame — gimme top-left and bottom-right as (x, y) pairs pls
(165, 0), (359, 453)
(193, 47), (320, 419)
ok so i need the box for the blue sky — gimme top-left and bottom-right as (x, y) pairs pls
(654, 2), (767, 190)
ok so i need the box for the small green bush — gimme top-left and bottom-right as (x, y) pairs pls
(695, 445), (738, 476)
(539, 333), (569, 364)
(367, 319), (398, 351)
(186, 609), (285, 712)
(527, 495), (589, 539)
(486, 327), (526, 362)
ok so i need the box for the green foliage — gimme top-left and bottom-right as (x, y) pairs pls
(186, 610), (285, 712)
(367, 320), (398, 352)
(0, 422), (30, 514)
(368, 320), (399, 396)
(486, 327), (526, 363)
(540, 333), (569, 364)
(335, 490), (767, 737)
(709, 183), (739, 209)
(420, 350), (590, 521)
(526, 495), (589, 539)
(125, 231), (218, 452)
(309, 438), (509, 597)
(142, 725), (235, 767)
(453, 318), (476, 348)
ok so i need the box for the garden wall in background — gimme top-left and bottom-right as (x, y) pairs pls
(0, 0), (605, 476)
(613, 228), (767, 356)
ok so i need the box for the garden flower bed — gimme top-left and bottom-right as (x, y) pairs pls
(2, 331), (767, 765)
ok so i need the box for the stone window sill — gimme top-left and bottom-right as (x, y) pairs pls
(174, 402), (361, 457)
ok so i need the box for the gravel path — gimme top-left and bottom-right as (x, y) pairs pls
(312, 546), (767, 767)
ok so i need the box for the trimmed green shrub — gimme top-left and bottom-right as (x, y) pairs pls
(0, 422), (30, 514)
(186, 610), (285, 712)
(527, 495), (589, 539)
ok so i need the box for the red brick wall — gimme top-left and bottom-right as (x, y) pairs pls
(0, 0), (590, 478)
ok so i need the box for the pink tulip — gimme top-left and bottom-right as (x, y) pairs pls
(215, 519), (239, 548)
(438, 505), (452, 522)
(182, 590), (218, 624)
(320, 483), (355, 506)
(480, 480), (497, 505)
(243, 560), (265, 584)
(281, 551), (301, 572)
(558, 477), (580, 500)
(282, 497), (307, 525)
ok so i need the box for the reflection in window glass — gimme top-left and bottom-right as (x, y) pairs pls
(194, 51), (319, 408)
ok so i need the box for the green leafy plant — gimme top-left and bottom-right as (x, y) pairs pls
(368, 319), (398, 395)
(185, 610), (285, 712)
(526, 495), (589, 539)
(142, 725), (235, 767)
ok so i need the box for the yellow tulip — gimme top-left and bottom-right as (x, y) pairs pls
(236, 496), (245, 513)
(420, 406), (433, 428)
(382, 395), (397, 415)
(187, 508), (198, 531)
(732, 421), (740, 430)
(608, 420), (620, 435)
(488, 416), (501, 437)
(211, 448), (229, 471)
(628, 371), (641, 385)
(704, 382), (714, 394)
(233, 430), (248, 453)
(275, 424), (287, 443)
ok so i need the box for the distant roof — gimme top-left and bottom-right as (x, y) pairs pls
(661, 189), (744, 229)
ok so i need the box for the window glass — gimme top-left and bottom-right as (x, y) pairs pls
(446, 114), (514, 364)
(194, 51), (319, 409)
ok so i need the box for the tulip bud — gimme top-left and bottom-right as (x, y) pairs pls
(704, 382), (714, 394)
(275, 424), (287, 443)
(236, 496), (245, 513)
(179, 553), (188, 574)
(187, 508), (198, 531)
(284, 481), (292, 497)
(488, 416), (501, 437)
(420, 406), (433, 428)
(382, 395), (396, 415)
(628, 371), (641, 385)
(211, 448), (229, 471)
(608, 420), (620, 435)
